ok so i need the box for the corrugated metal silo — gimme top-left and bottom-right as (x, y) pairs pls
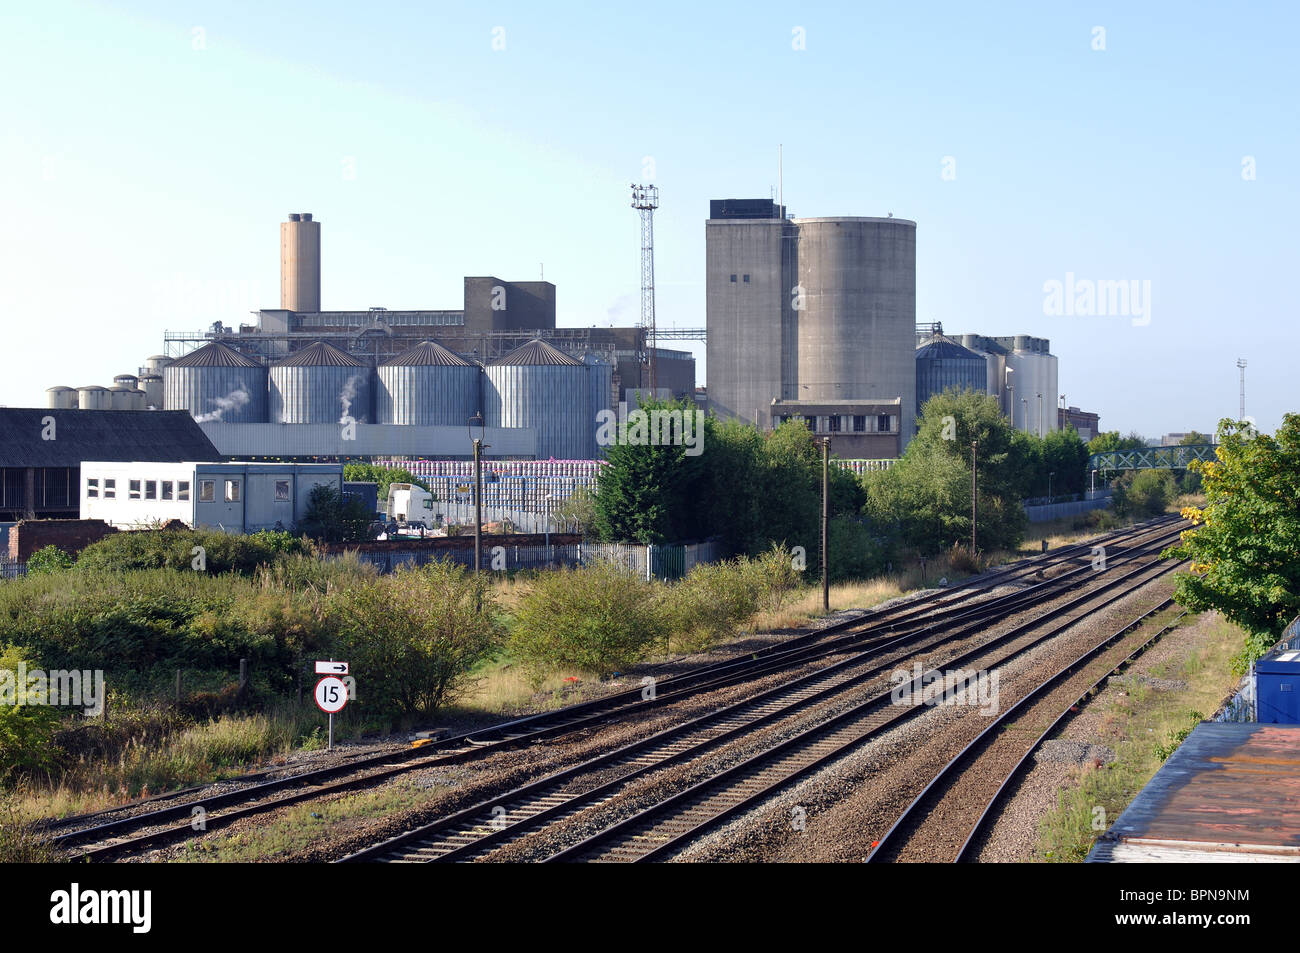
(46, 386), (77, 409)
(139, 374), (163, 409)
(269, 341), (372, 424)
(581, 352), (615, 459)
(164, 341), (268, 423)
(486, 340), (589, 460)
(77, 385), (111, 410)
(376, 340), (480, 426)
(915, 337), (988, 413)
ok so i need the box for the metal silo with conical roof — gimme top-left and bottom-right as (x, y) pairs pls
(164, 341), (268, 423)
(269, 341), (372, 424)
(915, 336), (988, 412)
(376, 340), (481, 426)
(486, 339), (590, 460)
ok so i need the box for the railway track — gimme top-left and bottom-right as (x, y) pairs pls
(341, 522), (1186, 862)
(54, 516), (1182, 862)
(866, 603), (1189, 863)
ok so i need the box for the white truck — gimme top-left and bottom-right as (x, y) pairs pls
(385, 483), (436, 528)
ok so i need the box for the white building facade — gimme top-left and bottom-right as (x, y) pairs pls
(80, 461), (343, 533)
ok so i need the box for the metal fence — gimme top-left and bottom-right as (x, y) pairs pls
(347, 538), (722, 581)
(0, 561), (26, 580)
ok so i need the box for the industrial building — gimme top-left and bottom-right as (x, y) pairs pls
(955, 333), (1060, 436)
(47, 213), (696, 463)
(915, 335), (989, 412)
(0, 409), (221, 521)
(705, 199), (917, 446)
(80, 460), (343, 532)
(1060, 405), (1101, 441)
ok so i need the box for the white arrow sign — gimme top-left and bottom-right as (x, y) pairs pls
(315, 661), (349, 675)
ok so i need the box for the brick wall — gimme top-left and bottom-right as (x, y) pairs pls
(320, 532), (582, 556)
(9, 519), (118, 562)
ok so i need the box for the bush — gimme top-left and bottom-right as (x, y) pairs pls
(1113, 469), (1177, 518)
(664, 560), (761, 653)
(0, 645), (63, 787)
(76, 528), (309, 576)
(329, 561), (501, 721)
(826, 517), (889, 583)
(25, 546), (73, 576)
(509, 560), (667, 678)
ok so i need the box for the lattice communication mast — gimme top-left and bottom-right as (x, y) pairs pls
(630, 184), (660, 392)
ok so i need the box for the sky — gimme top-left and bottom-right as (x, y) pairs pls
(1, 1), (1296, 438)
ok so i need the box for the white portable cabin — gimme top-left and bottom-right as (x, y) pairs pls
(80, 461), (343, 533)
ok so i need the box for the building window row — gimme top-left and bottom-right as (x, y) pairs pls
(88, 478), (189, 501)
(777, 414), (896, 434)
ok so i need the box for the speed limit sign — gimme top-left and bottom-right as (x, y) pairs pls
(315, 676), (348, 714)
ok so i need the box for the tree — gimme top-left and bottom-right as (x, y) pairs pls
(1164, 416), (1300, 668)
(297, 484), (373, 543)
(342, 463), (430, 500)
(25, 545), (74, 575)
(866, 389), (1028, 554)
(1034, 427), (1090, 498)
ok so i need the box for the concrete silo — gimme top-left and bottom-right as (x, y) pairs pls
(269, 341), (372, 424)
(77, 385), (112, 410)
(46, 386), (77, 409)
(915, 337), (988, 415)
(376, 340), (480, 426)
(793, 217), (917, 440)
(139, 374), (164, 409)
(144, 354), (173, 376)
(281, 212), (321, 312)
(485, 339), (590, 460)
(109, 385), (146, 410)
(1000, 336), (1058, 435)
(164, 341), (268, 423)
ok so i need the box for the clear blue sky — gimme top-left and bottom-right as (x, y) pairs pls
(2, 0), (1296, 438)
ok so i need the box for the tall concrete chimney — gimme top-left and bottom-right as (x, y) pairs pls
(280, 212), (320, 312)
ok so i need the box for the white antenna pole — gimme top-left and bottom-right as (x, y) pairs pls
(779, 144), (784, 218)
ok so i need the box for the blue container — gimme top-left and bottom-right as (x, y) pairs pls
(1256, 645), (1300, 724)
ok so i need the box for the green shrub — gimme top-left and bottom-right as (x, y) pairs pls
(509, 560), (667, 678)
(1113, 469), (1177, 518)
(25, 546), (74, 576)
(76, 528), (308, 576)
(330, 561), (501, 721)
(0, 797), (52, 862)
(664, 560), (760, 653)
(0, 645), (63, 787)
(826, 517), (889, 583)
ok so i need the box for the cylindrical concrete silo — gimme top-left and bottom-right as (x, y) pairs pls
(793, 217), (917, 442)
(915, 337), (988, 413)
(109, 385), (139, 410)
(139, 374), (163, 409)
(46, 386), (77, 409)
(113, 374), (139, 391)
(77, 385), (111, 410)
(485, 340), (589, 460)
(1003, 338), (1058, 435)
(269, 341), (372, 424)
(144, 354), (172, 375)
(376, 340), (480, 426)
(164, 341), (268, 423)
(280, 212), (321, 312)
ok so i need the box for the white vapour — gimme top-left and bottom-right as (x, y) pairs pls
(194, 385), (251, 423)
(339, 373), (365, 424)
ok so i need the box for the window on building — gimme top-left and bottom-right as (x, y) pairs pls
(199, 480), (215, 503)
(225, 480), (241, 503)
(129, 479), (141, 500)
(86, 478), (99, 498)
(144, 480), (157, 500)
(743, 274), (750, 282)
(729, 274), (737, 282)
(853, 415), (866, 432)
(161, 481), (173, 501)
(103, 479), (115, 499)
(803, 415), (816, 430)
(178, 481), (190, 501)
(828, 415), (842, 432)
(878, 415), (892, 432)
(274, 480), (291, 502)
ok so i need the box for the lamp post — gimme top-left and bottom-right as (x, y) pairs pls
(1037, 393), (1043, 438)
(1048, 470), (1055, 503)
(544, 493), (556, 566)
(468, 413), (489, 583)
(971, 439), (979, 557)
(1021, 398), (1028, 434)
(1091, 468), (1097, 495)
